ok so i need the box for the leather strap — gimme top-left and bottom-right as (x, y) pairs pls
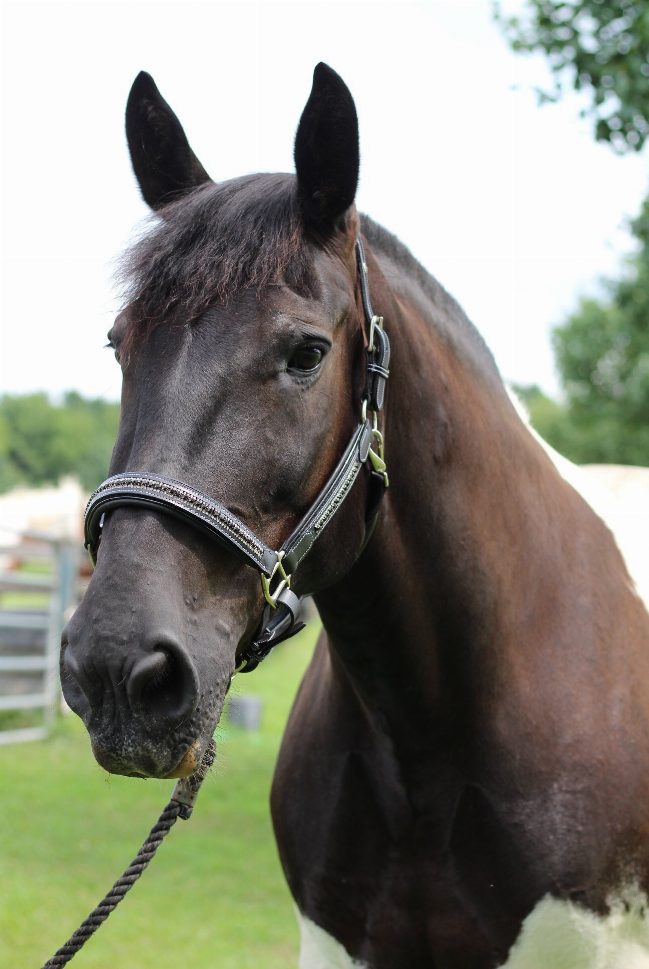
(84, 421), (373, 575)
(366, 326), (390, 412)
(84, 472), (277, 574)
(356, 236), (375, 323)
(239, 587), (306, 673)
(279, 420), (373, 574)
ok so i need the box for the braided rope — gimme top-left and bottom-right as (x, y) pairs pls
(40, 740), (216, 968)
(41, 800), (181, 968)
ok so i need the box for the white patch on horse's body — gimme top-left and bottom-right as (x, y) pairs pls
(296, 908), (368, 969)
(499, 886), (649, 969)
(509, 390), (649, 613)
(296, 893), (649, 969)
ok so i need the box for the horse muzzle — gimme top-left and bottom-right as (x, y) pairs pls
(60, 620), (220, 779)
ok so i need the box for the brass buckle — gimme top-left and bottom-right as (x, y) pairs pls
(261, 551), (292, 609)
(368, 413), (389, 488)
(368, 315), (383, 352)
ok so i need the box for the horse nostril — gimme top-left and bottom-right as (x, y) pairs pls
(126, 639), (199, 732)
(60, 629), (99, 715)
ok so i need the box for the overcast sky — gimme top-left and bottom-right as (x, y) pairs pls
(1, 0), (647, 402)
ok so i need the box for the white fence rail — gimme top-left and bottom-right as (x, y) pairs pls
(0, 530), (83, 745)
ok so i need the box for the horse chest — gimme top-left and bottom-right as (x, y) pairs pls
(294, 822), (649, 969)
(276, 700), (649, 969)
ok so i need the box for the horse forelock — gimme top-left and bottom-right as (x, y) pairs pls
(115, 176), (502, 398)
(115, 173), (321, 355)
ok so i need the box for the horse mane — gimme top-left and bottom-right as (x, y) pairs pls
(117, 173), (500, 386)
(116, 173), (319, 352)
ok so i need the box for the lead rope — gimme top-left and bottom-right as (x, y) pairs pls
(39, 739), (216, 969)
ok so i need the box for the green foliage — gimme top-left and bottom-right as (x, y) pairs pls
(551, 196), (649, 463)
(513, 380), (647, 464)
(513, 200), (649, 466)
(514, 200), (649, 465)
(499, 0), (649, 464)
(496, 0), (649, 152)
(512, 383), (577, 456)
(0, 392), (120, 493)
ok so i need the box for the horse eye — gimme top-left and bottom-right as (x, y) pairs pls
(289, 346), (324, 373)
(105, 340), (121, 362)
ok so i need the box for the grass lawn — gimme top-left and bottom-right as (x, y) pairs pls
(1, 624), (318, 969)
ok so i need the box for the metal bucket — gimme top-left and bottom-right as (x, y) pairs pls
(227, 694), (263, 731)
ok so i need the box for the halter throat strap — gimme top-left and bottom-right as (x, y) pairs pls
(84, 239), (390, 672)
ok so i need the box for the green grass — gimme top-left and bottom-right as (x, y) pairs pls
(0, 625), (317, 969)
(0, 707), (45, 731)
(1, 557), (53, 608)
(0, 591), (50, 609)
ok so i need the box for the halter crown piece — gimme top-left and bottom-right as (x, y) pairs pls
(84, 239), (390, 672)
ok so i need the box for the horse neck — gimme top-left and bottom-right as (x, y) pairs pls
(314, 253), (610, 743)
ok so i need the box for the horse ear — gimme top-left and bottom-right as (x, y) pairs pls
(294, 63), (359, 231)
(125, 72), (211, 211)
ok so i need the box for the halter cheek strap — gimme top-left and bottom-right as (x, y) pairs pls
(84, 238), (390, 673)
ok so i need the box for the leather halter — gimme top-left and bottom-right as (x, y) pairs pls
(84, 239), (390, 672)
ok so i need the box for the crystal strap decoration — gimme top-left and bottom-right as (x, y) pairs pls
(84, 472), (277, 576)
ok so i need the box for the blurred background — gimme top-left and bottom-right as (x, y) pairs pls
(1, 1), (648, 966)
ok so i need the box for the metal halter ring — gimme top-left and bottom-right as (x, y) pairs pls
(261, 552), (292, 609)
(369, 413), (389, 488)
(368, 314), (383, 352)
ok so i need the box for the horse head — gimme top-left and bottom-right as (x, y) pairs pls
(61, 64), (381, 779)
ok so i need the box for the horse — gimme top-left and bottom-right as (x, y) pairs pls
(61, 63), (649, 968)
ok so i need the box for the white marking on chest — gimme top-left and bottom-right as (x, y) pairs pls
(499, 886), (649, 968)
(295, 893), (649, 968)
(509, 390), (649, 614)
(295, 908), (368, 969)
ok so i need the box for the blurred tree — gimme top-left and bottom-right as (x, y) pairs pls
(0, 409), (21, 492)
(511, 383), (578, 456)
(496, 0), (649, 151)
(553, 195), (649, 463)
(498, 0), (649, 464)
(0, 393), (120, 493)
